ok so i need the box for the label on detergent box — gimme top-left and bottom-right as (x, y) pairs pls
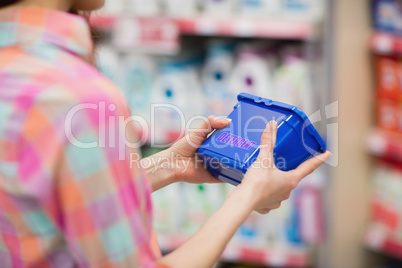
(216, 132), (256, 150)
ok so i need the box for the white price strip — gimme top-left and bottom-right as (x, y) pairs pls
(161, 22), (179, 40)
(375, 35), (393, 54)
(366, 224), (387, 249)
(267, 249), (286, 266)
(196, 18), (217, 35)
(113, 18), (141, 48)
(222, 245), (240, 262)
(234, 20), (255, 37)
(367, 134), (387, 156)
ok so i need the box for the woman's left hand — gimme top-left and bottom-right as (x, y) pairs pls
(142, 116), (231, 191)
(168, 115), (232, 184)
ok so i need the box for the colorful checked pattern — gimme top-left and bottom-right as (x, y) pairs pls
(0, 7), (162, 268)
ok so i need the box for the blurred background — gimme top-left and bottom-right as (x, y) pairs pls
(91, 0), (402, 267)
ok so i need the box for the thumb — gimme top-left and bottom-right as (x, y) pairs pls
(188, 116), (232, 145)
(175, 116), (231, 151)
(257, 121), (278, 161)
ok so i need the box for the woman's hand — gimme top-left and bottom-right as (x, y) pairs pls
(166, 115), (232, 184)
(142, 116), (231, 191)
(233, 121), (332, 214)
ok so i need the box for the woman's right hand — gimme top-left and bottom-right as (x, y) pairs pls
(233, 121), (332, 214)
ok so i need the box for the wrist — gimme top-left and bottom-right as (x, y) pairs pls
(141, 149), (178, 192)
(226, 184), (256, 214)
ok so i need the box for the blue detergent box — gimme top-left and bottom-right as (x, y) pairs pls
(372, 0), (402, 35)
(198, 93), (326, 186)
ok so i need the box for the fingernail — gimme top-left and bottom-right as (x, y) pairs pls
(215, 117), (232, 123)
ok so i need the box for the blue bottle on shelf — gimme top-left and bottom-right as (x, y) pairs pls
(197, 92), (326, 186)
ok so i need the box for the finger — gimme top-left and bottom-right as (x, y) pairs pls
(272, 202), (281, 209)
(293, 151), (332, 181)
(190, 115), (231, 141)
(210, 116), (232, 130)
(257, 121), (277, 161)
(182, 116), (231, 148)
(257, 208), (271, 214)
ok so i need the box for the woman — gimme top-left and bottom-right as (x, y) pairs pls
(0, 0), (331, 267)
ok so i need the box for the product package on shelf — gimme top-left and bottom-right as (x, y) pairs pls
(201, 0), (235, 17)
(372, 0), (402, 36)
(182, 184), (225, 234)
(97, 0), (126, 15)
(163, 0), (199, 16)
(127, 0), (161, 16)
(152, 182), (184, 234)
(151, 52), (204, 145)
(281, 0), (324, 19)
(366, 162), (402, 259)
(122, 54), (157, 122)
(375, 55), (402, 133)
(228, 42), (277, 99)
(375, 55), (401, 95)
(96, 43), (124, 91)
(237, 0), (281, 17)
(202, 39), (237, 116)
(273, 46), (313, 114)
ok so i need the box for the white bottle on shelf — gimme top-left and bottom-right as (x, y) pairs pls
(127, 0), (161, 16)
(96, 43), (123, 90)
(163, 0), (199, 16)
(151, 55), (204, 144)
(273, 46), (313, 114)
(280, 0), (324, 20)
(182, 184), (224, 234)
(202, 40), (237, 116)
(237, 0), (281, 17)
(201, 0), (234, 17)
(228, 42), (276, 100)
(152, 182), (184, 234)
(121, 54), (157, 122)
(97, 0), (126, 15)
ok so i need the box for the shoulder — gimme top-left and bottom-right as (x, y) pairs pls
(49, 53), (127, 109)
(1, 46), (128, 113)
(32, 51), (130, 119)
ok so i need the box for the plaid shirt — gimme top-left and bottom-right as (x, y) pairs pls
(0, 7), (161, 268)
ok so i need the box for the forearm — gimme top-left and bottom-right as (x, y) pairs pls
(140, 149), (177, 192)
(157, 187), (255, 268)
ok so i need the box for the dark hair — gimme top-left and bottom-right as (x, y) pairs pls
(0, 0), (20, 8)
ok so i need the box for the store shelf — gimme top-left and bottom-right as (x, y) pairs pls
(371, 32), (402, 56)
(158, 233), (311, 267)
(91, 15), (320, 40)
(176, 16), (318, 39)
(366, 128), (402, 162)
(365, 223), (402, 260)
